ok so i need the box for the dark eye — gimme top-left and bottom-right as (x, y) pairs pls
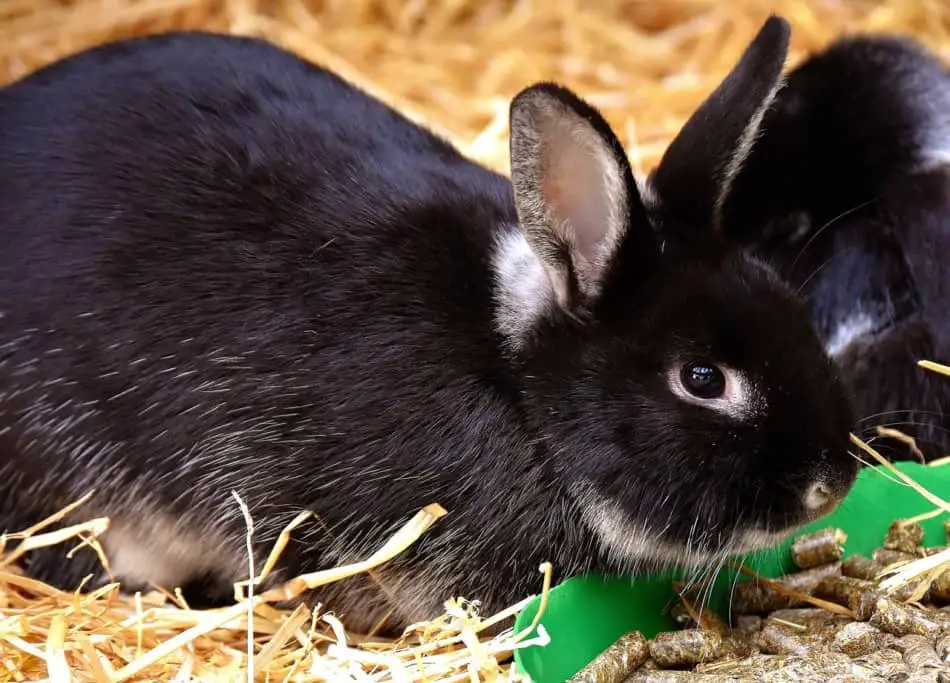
(680, 363), (726, 399)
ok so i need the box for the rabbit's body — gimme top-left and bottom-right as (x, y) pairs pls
(0, 32), (557, 627)
(0, 21), (858, 632)
(721, 35), (950, 460)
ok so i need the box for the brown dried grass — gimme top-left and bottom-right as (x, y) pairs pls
(2, 1), (950, 175)
(3, 1), (950, 681)
(0, 494), (554, 681)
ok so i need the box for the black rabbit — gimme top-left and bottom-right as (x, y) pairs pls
(719, 32), (950, 463)
(0, 16), (858, 633)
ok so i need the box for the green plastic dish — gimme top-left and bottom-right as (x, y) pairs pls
(512, 460), (950, 683)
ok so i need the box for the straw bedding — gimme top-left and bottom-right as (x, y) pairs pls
(2, 1), (950, 174)
(2, 1), (950, 681)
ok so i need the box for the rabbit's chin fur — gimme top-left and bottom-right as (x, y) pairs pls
(573, 483), (828, 573)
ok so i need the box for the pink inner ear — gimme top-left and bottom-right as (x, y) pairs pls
(542, 163), (578, 221)
(540, 132), (612, 266)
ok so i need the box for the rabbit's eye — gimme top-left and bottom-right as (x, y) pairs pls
(680, 363), (726, 399)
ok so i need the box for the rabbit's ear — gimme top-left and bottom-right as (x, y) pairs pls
(647, 15), (791, 232)
(508, 82), (653, 314)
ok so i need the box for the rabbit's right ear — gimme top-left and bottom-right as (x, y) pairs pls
(648, 15), (791, 233)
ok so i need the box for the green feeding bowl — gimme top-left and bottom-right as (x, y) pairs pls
(512, 460), (950, 683)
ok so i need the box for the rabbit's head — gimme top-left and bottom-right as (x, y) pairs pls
(495, 16), (859, 571)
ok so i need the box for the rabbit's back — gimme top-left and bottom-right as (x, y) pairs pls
(0, 32), (527, 606)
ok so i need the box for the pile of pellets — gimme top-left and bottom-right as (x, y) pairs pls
(570, 520), (950, 682)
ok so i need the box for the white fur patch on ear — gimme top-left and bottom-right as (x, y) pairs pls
(712, 77), (786, 232)
(491, 227), (555, 349)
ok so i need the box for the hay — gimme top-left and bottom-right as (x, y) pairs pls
(3, 1), (950, 681)
(0, 495), (553, 681)
(2, 1), (950, 174)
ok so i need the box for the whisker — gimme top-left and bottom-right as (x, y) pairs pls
(789, 197), (879, 275)
(697, 554), (727, 624)
(726, 559), (743, 627)
(795, 247), (861, 296)
(861, 420), (950, 441)
(849, 449), (909, 486)
(680, 564), (703, 596)
(858, 409), (947, 424)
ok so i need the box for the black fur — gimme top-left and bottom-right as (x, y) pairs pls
(721, 33), (950, 461)
(0, 22), (857, 633)
(649, 15), (790, 231)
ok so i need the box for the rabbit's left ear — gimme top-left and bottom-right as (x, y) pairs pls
(508, 82), (653, 314)
(647, 15), (791, 232)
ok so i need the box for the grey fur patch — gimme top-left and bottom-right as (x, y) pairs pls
(103, 513), (242, 590)
(824, 308), (880, 358)
(916, 88), (950, 171)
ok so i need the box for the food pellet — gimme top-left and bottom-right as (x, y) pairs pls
(733, 562), (841, 614)
(566, 631), (649, 683)
(757, 624), (810, 656)
(765, 652), (850, 679)
(732, 580), (795, 614)
(648, 629), (728, 667)
(626, 672), (738, 682)
(734, 614), (762, 633)
(841, 554), (885, 581)
(869, 597), (941, 637)
(849, 648), (908, 680)
(928, 568), (950, 603)
(854, 588), (887, 622)
(768, 607), (850, 629)
(813, 575), (874, 610)
(784, 562), (843, 589)
(588, 521), (950, 680)
(934, 605), (950, 628)
(755, 609), (848, 659)
(935, 632), (950, 663)
(873, 548), (917, 567)
(832, 621), (890, 658)
(790, 528), (848, 569)
(895, 634), (943, 672)
(884, 521), (926, 555)
(891, 579), (928, 603)
(706, 654), (850, 680)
